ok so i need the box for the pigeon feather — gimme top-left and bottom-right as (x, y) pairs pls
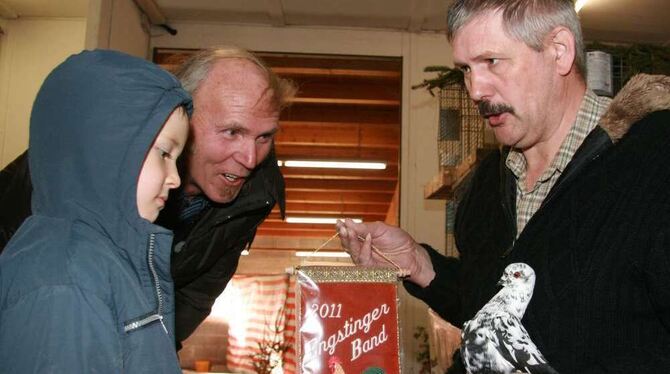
(461, 263), (559, 374)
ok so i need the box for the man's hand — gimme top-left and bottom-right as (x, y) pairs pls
(335, 219), (436, 287)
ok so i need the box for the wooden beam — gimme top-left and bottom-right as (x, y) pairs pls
(285, 178), (397, 192)
(424, 155), (477, 200)
(287, 97), (400, 107)
(282, 105), (400, 124)
(258, 54), (402, 73)
(286, 190), (394, 204)
(256, 226), (337, 238)
(272, 67), (400, 79)
(277, 121), (400, 148)
(276, 144), (399, 164)
(290, 78), (400, 101)
(280, 202), (389, 215)
(281, 167), (398, 181)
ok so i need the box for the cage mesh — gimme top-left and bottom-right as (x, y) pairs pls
(438, 84), (486, 168)
(438, 84), (487, 256)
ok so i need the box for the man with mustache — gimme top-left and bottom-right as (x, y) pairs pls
(338, 0), (670, 372)
(0, 46), (296, 349)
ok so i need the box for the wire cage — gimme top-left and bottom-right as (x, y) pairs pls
(438, 84), (487, 255)
(611, 53), (631, 95)
(438, 84), (486, 168)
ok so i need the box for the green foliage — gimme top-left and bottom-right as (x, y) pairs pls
(414, 326), (437, 374)
(411, 66), (464, 96)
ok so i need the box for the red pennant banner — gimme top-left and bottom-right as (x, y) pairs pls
(296, 267), (401, 374)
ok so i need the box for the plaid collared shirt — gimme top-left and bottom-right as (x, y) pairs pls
(506, 90), (612, 237)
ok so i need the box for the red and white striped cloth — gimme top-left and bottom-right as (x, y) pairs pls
(213, 274), (296, 373)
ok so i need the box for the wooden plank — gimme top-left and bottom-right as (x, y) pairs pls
(276, 144), (399, 164)
(281, 105), (400, 124)
(257, 53), (402, 73)
(256, 226), (336, 238)
(287, 97), (400, 106)
(285, 178), (397, 192)
(280, 167), (397, 181)
(286, 190), (394, 204)
(281, 202), (389, 215)
(424, 155), (477, 200)
(290, 78), (401, 102)
(271, 67), (400, 79)
(277, 121), (400, 148)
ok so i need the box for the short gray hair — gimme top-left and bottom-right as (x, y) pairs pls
(447, 0), (586, 78)
(174, 46), (296, 110)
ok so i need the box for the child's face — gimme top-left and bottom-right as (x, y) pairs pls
(137, 108), (189, 222)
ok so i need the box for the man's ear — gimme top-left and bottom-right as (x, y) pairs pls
(549, 26), (576, 76)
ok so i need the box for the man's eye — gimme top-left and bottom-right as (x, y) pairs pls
(223, 128), (239, 137)
(459, 66), (471, 73)
(487, 58), (499, 65)
(257, 134), (274, 144)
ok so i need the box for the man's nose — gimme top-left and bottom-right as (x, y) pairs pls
(235, 139), (258, 170)
(466, 71), (492, 102)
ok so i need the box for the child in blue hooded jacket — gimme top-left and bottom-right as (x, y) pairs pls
(0, 50), (192, 373)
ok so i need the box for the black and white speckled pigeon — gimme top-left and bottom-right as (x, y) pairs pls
(460, 263), (559, 374)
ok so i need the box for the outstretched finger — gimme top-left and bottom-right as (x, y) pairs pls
(357, 232), (374, 265)
(336, 220), (361, 255)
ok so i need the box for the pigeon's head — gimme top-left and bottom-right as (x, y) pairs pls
(498, 262), (535, 288)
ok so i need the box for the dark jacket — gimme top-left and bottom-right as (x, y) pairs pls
(159, 149), (285, 344)
(0, 50), (192, 372)
(0, 152), (30, 248)
(0, 86), (286, 350)
(406, 74), (670, 373)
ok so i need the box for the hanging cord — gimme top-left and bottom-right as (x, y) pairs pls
(311, 232), (411, 278)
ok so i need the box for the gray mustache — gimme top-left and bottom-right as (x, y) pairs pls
(478, 101), (515, 118)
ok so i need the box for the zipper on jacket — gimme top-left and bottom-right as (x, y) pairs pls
(123, 233), (168, 334)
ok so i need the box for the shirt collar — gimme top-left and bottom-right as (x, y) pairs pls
(506, 89), (612, 182)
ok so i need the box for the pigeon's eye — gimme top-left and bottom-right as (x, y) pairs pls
(513, 271), (521, 278)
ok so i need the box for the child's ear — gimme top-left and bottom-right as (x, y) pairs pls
(549, 26), (577, 76)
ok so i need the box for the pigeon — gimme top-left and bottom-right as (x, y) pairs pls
(460, 263), (559, 374)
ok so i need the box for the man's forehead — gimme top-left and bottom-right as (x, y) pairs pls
(211, 57), (264, 75)
(453, 9), (504, 40)
(452, 11), (509, 58)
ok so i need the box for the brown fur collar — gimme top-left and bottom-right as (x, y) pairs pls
(599, 74), (670, 143)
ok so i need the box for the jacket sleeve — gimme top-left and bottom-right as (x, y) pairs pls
(0, 285), (122, 373)
(403, 244), (464, 327)
(0, 150), (33, 252)
(647, 230), (670, 332)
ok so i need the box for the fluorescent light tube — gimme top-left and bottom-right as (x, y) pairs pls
(286, 217), (362, 224)
(281, 160), (386, 170)
(295, 251), (351, 258)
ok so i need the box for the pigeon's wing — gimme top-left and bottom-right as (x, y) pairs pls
(461, 315), (515, 374)
(491, 315), (559, 374)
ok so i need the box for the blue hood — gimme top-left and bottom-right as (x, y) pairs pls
(29, 49), (192, 238)
(0, 50), (194, 372)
